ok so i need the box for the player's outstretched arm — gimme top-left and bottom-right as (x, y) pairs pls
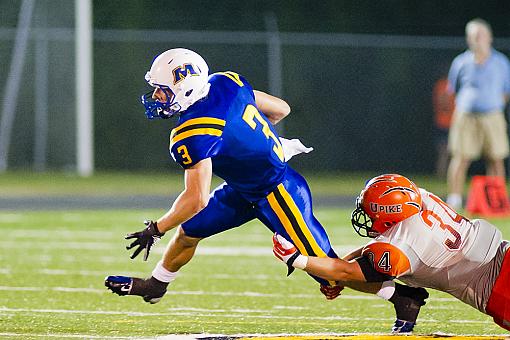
(124, 158), (212, 261)
(156, 158), (212, 233)
(254, 90), (290, 125)
(273, 233), (394, 284)
(273, 233), (366, 282)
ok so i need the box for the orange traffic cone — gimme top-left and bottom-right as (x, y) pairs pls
(465, 176), (510, 217)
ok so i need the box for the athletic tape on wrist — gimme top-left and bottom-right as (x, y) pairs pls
(293, 254), (308, 269)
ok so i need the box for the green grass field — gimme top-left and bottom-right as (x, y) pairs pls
(1, 207), (509, 339)
(0, 171), (452, 197)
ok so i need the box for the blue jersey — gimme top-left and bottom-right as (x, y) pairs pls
(448, 48), (510, 113)
(169, 71), (287, 201)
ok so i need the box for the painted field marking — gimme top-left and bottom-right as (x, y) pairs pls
(0, 306), (494, 326)
(233, 335), (508, 340)
(0, 334), (505, 340)
(0, 237), (359, 257)
(0, 332), (134, 339)
(0, 285), (461, 304)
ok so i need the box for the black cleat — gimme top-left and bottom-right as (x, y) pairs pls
(105, 275), (168, 304)
(105, 275), (132, 296)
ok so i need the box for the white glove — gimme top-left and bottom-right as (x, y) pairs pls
(273, 233), (298, 263)
(279, 137), (313, 162)
(272, 233), (308, 276)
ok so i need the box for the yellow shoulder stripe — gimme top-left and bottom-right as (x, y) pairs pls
(216, 71), (244, 87)
(173, 117), (226, 134)
(171, 128), (223, 146)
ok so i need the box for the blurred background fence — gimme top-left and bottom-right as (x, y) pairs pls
(1, 0), (510, 175)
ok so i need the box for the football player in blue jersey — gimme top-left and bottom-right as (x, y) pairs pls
(104, 49), (427, 331)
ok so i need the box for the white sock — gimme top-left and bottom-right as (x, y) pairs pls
(376, 280), (396, 300)
(151, 260), (178, 283)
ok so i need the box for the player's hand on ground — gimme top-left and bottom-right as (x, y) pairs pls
(125, 220), (165, 261)
(320, 284), (344, 300)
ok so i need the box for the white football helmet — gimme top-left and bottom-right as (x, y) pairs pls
(141, 48), (211, 119)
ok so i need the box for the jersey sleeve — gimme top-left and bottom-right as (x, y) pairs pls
(212, 71), (255, 99)
(169, 117), (225, 169)
(361, 242), (411, 277)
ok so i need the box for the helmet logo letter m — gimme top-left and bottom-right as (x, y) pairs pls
(172, 64), (199, 85)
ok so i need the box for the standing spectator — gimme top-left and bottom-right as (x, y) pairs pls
(432, 75), (455, 178)
(446, 18), (510, 209)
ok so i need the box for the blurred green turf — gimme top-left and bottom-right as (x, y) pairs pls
(0, 171), (451, 197)
(0, 208), (508, 338)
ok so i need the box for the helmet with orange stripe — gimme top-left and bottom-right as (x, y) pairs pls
(351, 174), (422, 238)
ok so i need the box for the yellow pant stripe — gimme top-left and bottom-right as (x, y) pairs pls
(267, 191), (309, 255)
(277, 185), (328, 258)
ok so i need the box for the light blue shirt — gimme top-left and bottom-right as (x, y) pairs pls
(448, 48), (510, 113)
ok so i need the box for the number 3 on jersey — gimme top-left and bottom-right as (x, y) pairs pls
(242, 105), (284, 162)
(177, 145), (192, 165)
(420, 193), (465, 250)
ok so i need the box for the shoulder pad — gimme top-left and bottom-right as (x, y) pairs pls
(362, 242), (411, 277)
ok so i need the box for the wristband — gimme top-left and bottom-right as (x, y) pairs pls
(293, 254), (308, 269)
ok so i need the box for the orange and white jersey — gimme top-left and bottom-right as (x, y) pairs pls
(362, 189), (508, 313)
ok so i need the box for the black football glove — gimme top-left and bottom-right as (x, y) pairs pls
(125, 220), (165, 261)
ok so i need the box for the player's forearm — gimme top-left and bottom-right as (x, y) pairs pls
(264, 108), (290, 125)
(345, 281), (383, 294)
(304, 257), (366, 282)
(156, 190), (208, 233)
(254, 90), (290, 125)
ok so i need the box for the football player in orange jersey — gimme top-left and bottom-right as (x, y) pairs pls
(274, 174), (510, 333)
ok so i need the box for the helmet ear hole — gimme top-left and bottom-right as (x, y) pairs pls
(185, 89), (193, 97)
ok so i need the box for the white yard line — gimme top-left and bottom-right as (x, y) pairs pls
(0, 241), (114, 250)
(0, 285), (460, 302)
(2, 228), (117, 238)
(0, 306), (490, 325)
(37, 269), (147, 276)
(0, 332), (141, 339)
(156, 333), (510, 339)
(0, 213), (24, 222)
(0, 333), (147, 340)
(1, 331), (507, 339)
(34, 268), (275, 281)
(0, 242), (360, 258)
(0, 242), (276, 254)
